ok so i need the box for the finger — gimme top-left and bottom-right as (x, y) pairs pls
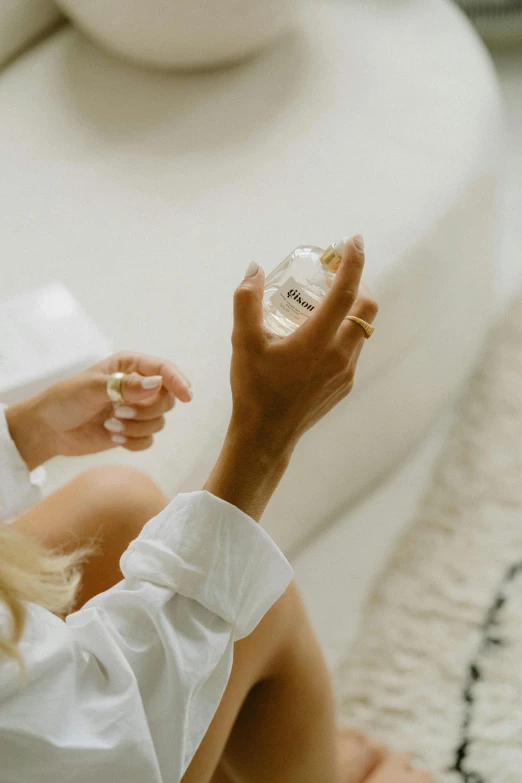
(232, 263), (266, 347)
(335, 280), (379, 350)
(410, 771), (433, 782)
(148, 360), (192, 403)
(364, 753), (420, 782)
(113, 390), (176, 420)
(120, 436), (154, 452)
(303, 235), (365, 341)
(104, 416), (166, 438)
(111, 352), (192, 402)
(386, 753), (430, 777)
(120, 372), (165, 404)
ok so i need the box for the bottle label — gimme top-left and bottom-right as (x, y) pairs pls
(269, 277), (318, 326)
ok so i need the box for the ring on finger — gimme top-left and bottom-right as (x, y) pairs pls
(345, 316), (375, 339)
(106, 372), (125, 403)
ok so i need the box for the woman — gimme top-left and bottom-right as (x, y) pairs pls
(0, 237), (432, 782)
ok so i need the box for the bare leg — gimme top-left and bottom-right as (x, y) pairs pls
(364, 753), (433, 782)
(194, 581), (387, 783)
(12, 465), (167, 610)
(13, 467), (391, 783)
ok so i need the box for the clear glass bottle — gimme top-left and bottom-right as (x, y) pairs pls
(263, 238), (347, 336)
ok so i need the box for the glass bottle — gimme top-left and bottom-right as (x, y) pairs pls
(262, 238), (347, 336)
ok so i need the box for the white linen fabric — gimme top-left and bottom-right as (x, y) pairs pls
(0, 404), (43, 519)
(0, 406), (293, 782)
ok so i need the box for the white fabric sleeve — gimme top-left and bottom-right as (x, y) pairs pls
(60, 490), (294, 780)
(0, 403), (44, 520)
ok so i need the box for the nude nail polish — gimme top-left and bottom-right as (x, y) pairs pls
(353, 234), (364, 251)
(111, 434), (127, 445)
(244, 261), (258, 278)
(114, 406), (136, 419)
(141, 375), (163, 390)
(104, 418), (125, 433)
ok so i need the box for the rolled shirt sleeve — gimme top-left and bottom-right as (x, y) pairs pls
(119, 490), (293, 641)
(0, 490), (294, 783)
(0, 403), (44, 520)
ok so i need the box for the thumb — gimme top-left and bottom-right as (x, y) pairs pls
(120, 372), (163, 404)
(233, 262), (265, 343)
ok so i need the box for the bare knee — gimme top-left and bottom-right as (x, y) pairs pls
(233, 579), (311, 681)
(263, 579), (309, 643)
(72, 465), (168, 542)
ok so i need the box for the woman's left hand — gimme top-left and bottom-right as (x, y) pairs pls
(5, 352), (192, 470)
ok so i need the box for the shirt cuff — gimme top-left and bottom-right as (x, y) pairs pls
(0, 403), (45, 520)
(120, 490), (294, 640)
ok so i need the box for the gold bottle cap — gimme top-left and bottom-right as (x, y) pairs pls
(320, 238), (349, 272)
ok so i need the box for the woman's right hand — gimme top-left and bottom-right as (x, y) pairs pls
(204, 234), (378, 522)
(229, 235), (378, 452)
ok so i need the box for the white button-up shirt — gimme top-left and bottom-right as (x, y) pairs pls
(0, 405), (293, 782)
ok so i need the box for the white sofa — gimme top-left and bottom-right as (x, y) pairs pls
(1, 0), (503, 554)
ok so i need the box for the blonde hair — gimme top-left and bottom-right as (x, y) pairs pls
(0, 523), (95, 675)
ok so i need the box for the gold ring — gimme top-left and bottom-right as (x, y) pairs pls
(106, 371), (125, 403)
(346, 316), (374, 338)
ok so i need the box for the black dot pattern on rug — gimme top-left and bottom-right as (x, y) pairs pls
(451, 561), (522, 782)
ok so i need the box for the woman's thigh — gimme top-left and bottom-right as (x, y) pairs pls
(12, 465), (167, 609)
(182, 582), (303, 783)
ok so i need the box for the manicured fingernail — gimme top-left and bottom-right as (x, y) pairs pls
(186, 387), (193, 401)
(114, 406), (136, 419)
(141, 375), (163, 389)
(111, 434), (127, 445)
(244, 261), (258, 278)
(104, 418), (125, 433)
(353, 234), (364, 251)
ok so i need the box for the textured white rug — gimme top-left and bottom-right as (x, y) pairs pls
(334, 288), (522, 783)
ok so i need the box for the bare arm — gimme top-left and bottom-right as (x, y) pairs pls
(205, 235), (378, 523)
(204, 418), (293, 523)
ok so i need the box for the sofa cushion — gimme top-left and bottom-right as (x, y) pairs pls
(54, 0), (300, 69)
(0, 0), (503, 553)
(0, 0), (61, 68)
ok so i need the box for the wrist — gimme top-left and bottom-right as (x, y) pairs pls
(204, 418), (295, 523)
(5, 394), (55, 470)
(228, 411), (297, 463)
